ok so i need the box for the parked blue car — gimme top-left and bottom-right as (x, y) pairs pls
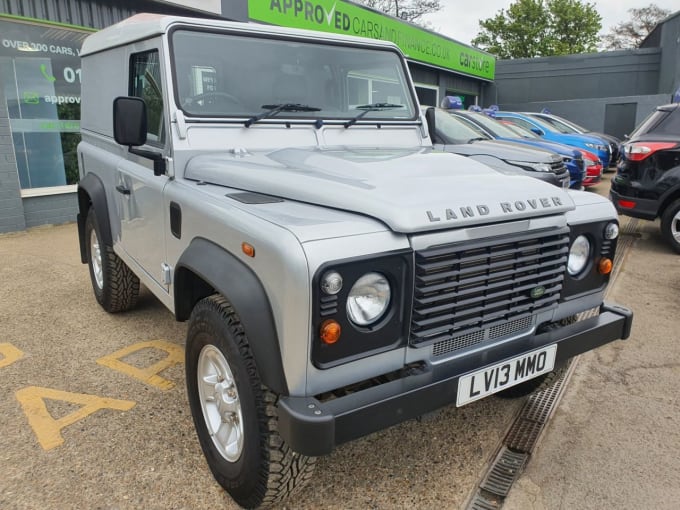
(448, 110), (585, 189)
(492, 111), (612, 168)
(526, 111), (621, 167)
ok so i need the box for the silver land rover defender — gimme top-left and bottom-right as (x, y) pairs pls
(76, 14), (633, 509)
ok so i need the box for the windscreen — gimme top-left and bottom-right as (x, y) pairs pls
(629, 108), (680, 138)
(535, 115), (582, 134)
(171, 29), (416, 121)
(463, 112), (529, 138)
(502, 122), (540, 139)
(435, 110), (490, 143)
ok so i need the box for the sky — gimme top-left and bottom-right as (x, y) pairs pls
(421, 0), (680, 47)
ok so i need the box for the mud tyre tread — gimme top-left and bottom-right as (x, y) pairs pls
(85, 208), (139, 313)
(186, 295), (316, 509)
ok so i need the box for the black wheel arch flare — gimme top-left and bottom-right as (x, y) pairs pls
(77, 173), (113, 263)
(174, 238), (288, 395)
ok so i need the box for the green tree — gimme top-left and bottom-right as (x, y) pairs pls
(600, 4), (671, 50)
(354, 0), (441, 25)
(472, 0), (602, 59)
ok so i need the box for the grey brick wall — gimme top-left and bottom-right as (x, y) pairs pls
(0, 87), (26, 234)
(23, 193), (78, 228)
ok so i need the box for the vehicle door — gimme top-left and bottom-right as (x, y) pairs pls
(114, 47), (169, 290)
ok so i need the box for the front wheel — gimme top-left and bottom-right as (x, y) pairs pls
(660, 199), (680, 254)
(185, 295), (316, 509)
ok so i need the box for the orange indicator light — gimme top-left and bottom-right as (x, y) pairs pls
(598, 258), (613, 275)
(242, 242), (255, 258)
(320, 320), (341, 345)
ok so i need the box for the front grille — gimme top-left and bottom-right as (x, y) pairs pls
(410, 228), (569, 347)
(550, 161), (566, 174)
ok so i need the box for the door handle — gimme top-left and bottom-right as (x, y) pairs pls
(115, 185), (131, 195)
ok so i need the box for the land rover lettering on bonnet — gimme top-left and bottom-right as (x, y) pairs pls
(75, 13), (633, 509)
(427, 196), (565, 222)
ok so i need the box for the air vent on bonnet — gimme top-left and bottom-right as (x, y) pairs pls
(227, 192), (284, 204)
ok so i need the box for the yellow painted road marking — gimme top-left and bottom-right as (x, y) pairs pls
(15, 386), (135, 450)
(96, 340), (184, 390)
(0, 343), (24, 368)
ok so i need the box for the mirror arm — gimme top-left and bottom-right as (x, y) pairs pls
(128, 146), (166, 176)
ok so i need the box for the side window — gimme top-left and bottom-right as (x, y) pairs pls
(130, 50), (165, 145)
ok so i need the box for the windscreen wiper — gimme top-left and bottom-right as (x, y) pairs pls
(344, 103), (404, 128)
(244, 103), (322, 128)
(467, 137), (488, 143)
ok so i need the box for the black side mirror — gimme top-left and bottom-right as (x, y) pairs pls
(113, 96), (147, 146)
(530, 127), (544, 136)
(425, 107), (436, 143)
(112, 96), (165, 176)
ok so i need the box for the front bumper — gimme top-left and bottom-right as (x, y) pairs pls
(278, 303), (633, 456)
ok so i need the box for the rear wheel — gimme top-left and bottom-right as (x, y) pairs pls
(660, 199), (680, 254)
(185, 295), (316, 509)
(85, 208), (139, 312)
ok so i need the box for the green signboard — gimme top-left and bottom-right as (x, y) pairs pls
(247, 0), (495, 80)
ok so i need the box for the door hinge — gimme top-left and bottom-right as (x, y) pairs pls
(161, 263), (172, 285)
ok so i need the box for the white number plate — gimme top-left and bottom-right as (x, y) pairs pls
(456, 345), (557, 407)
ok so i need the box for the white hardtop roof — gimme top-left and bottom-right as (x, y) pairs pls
(80, 13), (402, 57)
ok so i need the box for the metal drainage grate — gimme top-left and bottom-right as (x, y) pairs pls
(467, 493), (502, 510)
(504, 364), (569, 453)
(480, 447), (529, 497)
(614, 217), (639, 270)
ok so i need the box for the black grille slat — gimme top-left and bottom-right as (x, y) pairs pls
(410, 228), (569, 347)
(419, 228), (569, 259)
(413, 280), (564, 318)
(415, 267), (566, 306)
(416, 247), (567, 284)
(417, 237), (569, 273)
(412, 284), (562, 330)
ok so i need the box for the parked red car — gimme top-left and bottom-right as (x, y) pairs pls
(580, 149), (603, 187)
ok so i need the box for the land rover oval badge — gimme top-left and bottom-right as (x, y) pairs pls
(530, 285), (546, 299)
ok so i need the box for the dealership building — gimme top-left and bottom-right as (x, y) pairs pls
(0, 0), (678, 233)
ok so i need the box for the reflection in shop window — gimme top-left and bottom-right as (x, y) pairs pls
(0, 17), (90, 190)
(347, 73), (404, 108)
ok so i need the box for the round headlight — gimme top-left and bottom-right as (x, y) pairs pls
(568, 235), (591, 275)
(321, 271), (343, 295)
(604, 222), (619, 240)
(346, 273), (391, 326)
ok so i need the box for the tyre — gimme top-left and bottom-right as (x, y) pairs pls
(84, 208), (140, 312)
(660, 199), (680, 254)
(185, 295), (316, 509)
